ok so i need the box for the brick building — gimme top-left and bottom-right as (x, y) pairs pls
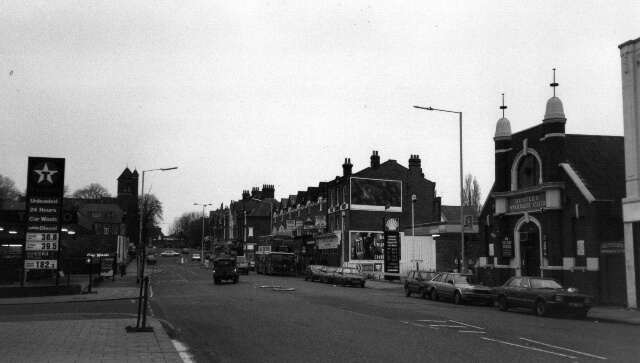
(478, 84), (626, 305)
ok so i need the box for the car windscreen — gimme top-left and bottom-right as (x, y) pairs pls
(454, 275), (478, 284)
(216, 260), (233, 266)
(342, 268), (359, 274)
(237, 256), (247, 262)
(531, 279), (564, 289)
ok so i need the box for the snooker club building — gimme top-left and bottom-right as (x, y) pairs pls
(477, 83), (627, 305)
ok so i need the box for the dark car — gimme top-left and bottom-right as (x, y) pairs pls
(404, 270), (439, 298)
(146, 254), (157, 265)
(181, 248), (190, 254)
(304, 265), (324, 282)
(236, 256), (249, 275)
(318, 266), (338, 284)
(212, 256), (239, 284)
(491, 276), (594, 318)
(427, 272), (493, 306)
(333, 267), (366, 287)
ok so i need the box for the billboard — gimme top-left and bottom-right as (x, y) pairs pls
(350, 231), (384, 262)
(350, 177), (402, 212)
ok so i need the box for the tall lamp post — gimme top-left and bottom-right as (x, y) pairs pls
(413, 105), (466, 273)
(194, 203), (212, 265)
(138, 167), (178, 282)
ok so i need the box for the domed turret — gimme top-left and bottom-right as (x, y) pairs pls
(543, 96), (566, 122)
(495, 117), (512, 139)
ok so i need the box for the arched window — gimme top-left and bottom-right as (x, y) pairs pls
(517, 154), (539, 189)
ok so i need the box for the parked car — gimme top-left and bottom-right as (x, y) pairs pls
(333, 267), (366, 287)
(491, 276), (594, 318)
(318, 266), (338, 284)
(304, 265), (324, 282)
(146, 254), (157, 265)
(236, 256), (249, 275)
(192, 254), (201, 261)
(161, 250), (179, 257)
(212, 256), (239, 284)
(427, 272), (493, 306)
(182, 248), (190, 254)
(404, 270), (439, 298)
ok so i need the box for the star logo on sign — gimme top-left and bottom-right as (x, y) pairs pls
(34, 163), (58, 184)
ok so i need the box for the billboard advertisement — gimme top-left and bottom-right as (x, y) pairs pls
(350, 231), (384, 262)
(350, 177), (402, 212)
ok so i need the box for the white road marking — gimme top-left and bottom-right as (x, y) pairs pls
(429, 325), (468, 328)
(449, 320), (484, 330)
(460, 331), (486, 334)
(172, 339), (195, 363)
(519, 338), (608, 360)
(416, 320), (447, 323)
(481, 337), (578, 359)
(401, 321), (426, 327)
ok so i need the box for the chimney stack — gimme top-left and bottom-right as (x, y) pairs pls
(342, 158), (353, 177)
(242, 190), (250, 201)
(370, 151), (380, 169)
(262, 184), (275, 199)
(409, 154), (422, 174)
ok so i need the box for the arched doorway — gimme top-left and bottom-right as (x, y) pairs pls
(515, 216), (542, 277)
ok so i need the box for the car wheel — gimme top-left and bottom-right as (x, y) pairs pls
(498, 296), (509, 311)
(360, 282), (365, 288)
(576, 309), (589, 320)
(214, 278), (220, 285)
(420, 289), (429, 299)
(341, 279), (346, 287)
(454, 291), (463, 305)
(431, 289), (439, 302)
(305, 275), (309, 281)
(405, 286), (411, 297)
(233, 276), (239, 284)
(535, 300), (548, 317)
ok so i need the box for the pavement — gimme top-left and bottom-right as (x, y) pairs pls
(0, 264), (184, 363)
(0, 271), (639, 363)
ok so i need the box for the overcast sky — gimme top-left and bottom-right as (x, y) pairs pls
(2, 1), (639, 234)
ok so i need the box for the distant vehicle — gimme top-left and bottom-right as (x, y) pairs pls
(213, 256), (239, 284)
(427, 272), (493, 306)
(205, 253), (212, 261)
(182, 248), (190, 254)
(491, 276), (593, 318)
(255, 250), (295, 276)
(161, 250), (179, 257)
(236, 256), (249, 275)
(318, 266), (339, 284)
(404, 270), (439, 298)
(304, 265), (324, 282)
(192, 254), (201, 261)
(333, 267), (366, 288)
(146, 254), (157, 265)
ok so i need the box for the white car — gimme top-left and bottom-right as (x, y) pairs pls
(161, 250), (179, 257)
(192, 254), (201, 261)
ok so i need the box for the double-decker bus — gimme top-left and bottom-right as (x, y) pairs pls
(256, 235), (295, 276)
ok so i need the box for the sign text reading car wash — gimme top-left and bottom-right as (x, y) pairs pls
(24, 157), (65, 270)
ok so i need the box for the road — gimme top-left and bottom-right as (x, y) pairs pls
(149, 254), (640, 363)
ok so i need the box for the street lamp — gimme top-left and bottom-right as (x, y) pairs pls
(411, 195), (417, 237)
(138, 167), (178, 282)
(413, 105), (466, 273)
(194, 203), (212, 265)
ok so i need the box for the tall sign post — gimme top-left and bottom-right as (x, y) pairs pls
(383, 217), (401, 277)
(23, 157), (65, 287)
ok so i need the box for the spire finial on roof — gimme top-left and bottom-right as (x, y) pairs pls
(500, 93), (507, 118)
(550, 68), (559, 97)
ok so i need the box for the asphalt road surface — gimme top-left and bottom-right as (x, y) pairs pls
(148, 254), (640, 363)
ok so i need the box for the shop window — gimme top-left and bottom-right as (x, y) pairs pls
(517, 154), (539, 189)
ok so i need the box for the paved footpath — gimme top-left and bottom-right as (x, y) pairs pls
(0, 267), (184, 363)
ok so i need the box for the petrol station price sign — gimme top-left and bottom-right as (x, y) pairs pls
(24, 260), (58, 269)
(24, 157), (65, 270)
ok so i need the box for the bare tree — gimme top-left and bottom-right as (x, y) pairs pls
(0, 174), (21, 201)
(170, 212), (199, 240)
(463, 173), (482, 215)
(72, 183), (112, 200)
